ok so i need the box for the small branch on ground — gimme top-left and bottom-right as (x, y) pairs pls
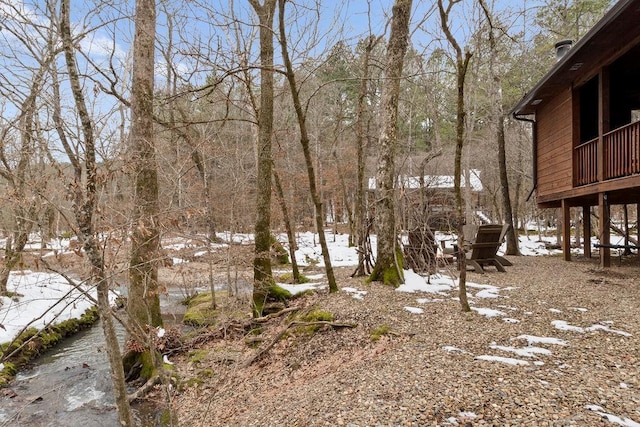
(242, 320), (357, 368)
(253, 306), (299, 323)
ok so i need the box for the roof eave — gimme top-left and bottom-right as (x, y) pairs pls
(510, 0), (634, 117)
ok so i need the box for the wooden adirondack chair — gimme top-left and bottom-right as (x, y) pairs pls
(464, 224), (507, 274)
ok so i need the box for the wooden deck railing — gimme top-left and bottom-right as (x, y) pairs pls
(574, 120), (640, 186)
(574, 137), (598, 186)
(604, 120), (640, 179)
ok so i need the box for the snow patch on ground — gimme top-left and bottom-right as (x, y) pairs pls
(342, 287), (367, 300)
(471, 307), (506, 318)
(474, 355), (530, 366)
(515, 335), (569, 346)
(585, 405), (640, 427)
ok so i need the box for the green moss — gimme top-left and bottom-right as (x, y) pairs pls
(267, 284), (292, 301)
(290, 289), (316, 300)
(275, 273), (310, 284)
(182, 292), (217, 327)
(0, 306), (99, 387)
(4, 291), (23, 299)
(188, 292), (213, 306)
(159, 407), (178, 426)
(382, 267), (403, 287)
(1, 362), (17, 376)
(139, 351), (157, 380)
(39, 329), (62, 347)
(188, 349), (208, 364)
(198, 368), (214, 378)
(300, 309), (334, 322)
(295, 309), (335, 335)
(370, 325), (391, 341)
(80, 306), (99, 323)
(184, 377), (203, 388)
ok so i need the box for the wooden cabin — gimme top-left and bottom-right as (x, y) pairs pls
(511, 0), (640, 267)
(368, 170), (485, 231)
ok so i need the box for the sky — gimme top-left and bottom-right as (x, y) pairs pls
(0, 0), (551, 166)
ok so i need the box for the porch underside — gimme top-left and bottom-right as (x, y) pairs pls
(537, 180), (640, 268)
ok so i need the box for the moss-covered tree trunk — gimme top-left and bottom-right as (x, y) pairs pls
(277, 0), (338, 293)
(249, 0), (277, 317)
(369, 0), (413, 287)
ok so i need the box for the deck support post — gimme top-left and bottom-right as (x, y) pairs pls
(561, 199), (571, 261)
(599, 192), (611, 267)
(583, 205), (591, 258)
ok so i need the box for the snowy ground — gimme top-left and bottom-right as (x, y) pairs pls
(0, 229), (624, 347)
(0, 272), (97, 347)
(1, 230), (638, 426)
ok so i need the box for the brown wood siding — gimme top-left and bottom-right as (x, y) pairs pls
(536, 88), (573, 200)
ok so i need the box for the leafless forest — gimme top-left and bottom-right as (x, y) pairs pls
(0, 0), (617, 424)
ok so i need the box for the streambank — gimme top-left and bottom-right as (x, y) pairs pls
(0, 284), (189, 426)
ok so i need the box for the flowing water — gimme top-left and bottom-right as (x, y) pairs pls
(0, 288), (189, 427)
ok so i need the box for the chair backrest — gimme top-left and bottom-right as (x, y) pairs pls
(462, 224), (479, 246)
(469, 224), (504, 260)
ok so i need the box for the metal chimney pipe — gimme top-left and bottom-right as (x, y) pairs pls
(555, 39), (573, 61)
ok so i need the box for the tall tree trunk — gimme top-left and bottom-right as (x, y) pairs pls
(59, 0), (134, 424)
(369, 0), (413, 287)
(249, 0), (277, 316)
(332, 150), (355, 246)
(129, 0), (162, 330)
(478, 0), (519, 255)
(273, 168), (301, 283)
(497, 115), (520, 255)
(277, 0), (338, 292)
(439, 0), (471, 311)
(0, 61), (46, 293)
(354, 36), (379, 276)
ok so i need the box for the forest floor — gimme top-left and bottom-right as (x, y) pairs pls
(162, 254), (640, 427)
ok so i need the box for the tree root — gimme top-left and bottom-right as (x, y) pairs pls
(128, 373), (162, 403)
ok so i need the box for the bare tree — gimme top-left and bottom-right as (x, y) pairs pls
(437, 0), (471, 311)
(0, 66), (45, 294)
(353, 34), (382, 277)
(59, 0), (134, 423)
(276, 0), (338, 292)
(0, 0), (64, 295)
(273, 168), (301, 282)
(478, 0), (520, 256)
(369, 0), (413, 287)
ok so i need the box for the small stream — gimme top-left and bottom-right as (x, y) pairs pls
(0, 288), (189, 427)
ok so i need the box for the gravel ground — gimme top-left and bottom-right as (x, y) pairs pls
(171, 255), (640, 426)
